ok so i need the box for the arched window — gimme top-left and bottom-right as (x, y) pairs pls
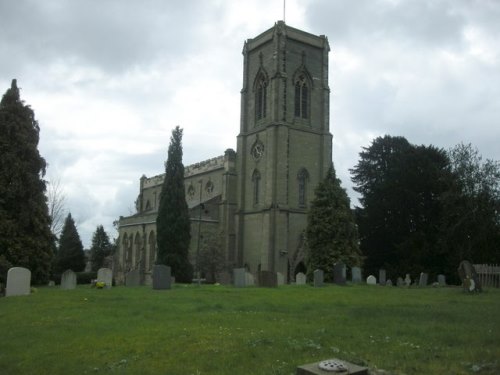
(255, 75), (267, 121)
(252, 169), (261, 205)
(297, 168), (309, 207)
(294, 74), (309, 119)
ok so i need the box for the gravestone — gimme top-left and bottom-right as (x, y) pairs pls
(152, 265), (171, 290)
(259, 270), (278, 288)
(313, 269), (324, 287)
(48, 280), (55, 287)
(6, 267), (31, 297)
(277, 272), (285, 286)
(418, 272), (428, 287)
(386, 279), (393, 287)
(97, 268), (113, 288)
(333, 262), (346, 285)
(295, 272), (307, 285)
(351, 266), (362, 283)
(60, 269), (77, 290)
(397, 277), (404, 287)
(366, 275), (376, 285)
(458, 260), (482, 292)
(379, 269), (386, 286)
(233, 268), (246, 288)
(404, 274), (411, 286)
(245, 272), (255, 286)
(438, 274), (446, 286)
(125, 269), (141, 287)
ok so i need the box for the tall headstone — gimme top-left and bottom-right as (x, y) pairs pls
(152, 265), (171, 290)
(6, 267), (31, 297)
(313, 269), (324, 287)
(295, 272), (307, 285)
(366, 275), (377, 285)
(60, 269), (77, 290)
(125, 269), (141, 287)
(333, 262), (346, 285)
(97, 268), (113, 288)
(404, 274), (411, 286)
(418, 272), (428, 287)
(437, 274), (446, 286)
(277, 272), (285, 286)
(259, 270), (278, 287)
(351, 267), (362, 283)
(233, 268), (246, 288)
(379, 269), (386, 286)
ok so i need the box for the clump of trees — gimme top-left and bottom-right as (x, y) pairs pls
(156, 126), (193, 283)
(350, 135), (500, 282)
(0, 80), (54, 284)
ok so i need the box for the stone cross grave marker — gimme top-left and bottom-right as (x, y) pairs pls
(259, 270), (278, 287)
(295, 272), (306, 285)
(60, 269), (77, 290)
(313, 269), (324, 287)
(379, 269), (386, 286)
(233, 268), (246, 287)
(333, 262), (346, 285)
(351, 266), (362, 283)
(366, 275), (377, 285)
(6, 267), (31, 297)
(97, 268), (113, 288)
(125, 269), (141, 287)
(152, 265), (171, 290)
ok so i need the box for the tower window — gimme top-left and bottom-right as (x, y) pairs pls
(297, 168), (309, 207)
(252, 169), (261, 205)
(256, 76), (267, 121)
(294, 75), (309, 119)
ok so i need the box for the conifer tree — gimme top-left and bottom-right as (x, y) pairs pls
(0, 79), (54, 284)
(306, 165), (362, 281)
(89, 225), (113, 271)
(156, 126), (193, 282)
(54, 213), (85, 273)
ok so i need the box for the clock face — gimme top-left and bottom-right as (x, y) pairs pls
(251, 142), (264, 161)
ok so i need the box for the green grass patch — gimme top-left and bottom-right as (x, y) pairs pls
(1, 284), (499, 374)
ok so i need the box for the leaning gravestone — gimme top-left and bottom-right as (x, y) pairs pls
(295, 272), (307, 285)
(366, 275), (377, 285)
(6, 267), (31, 297)
(97, 268), (113, 288)
(438, 274), (446, 286)
(60, 269), (77, 290)
(333, 262), (346, 285)
(458, 260), (482, 292)
(418, 272), (428, 287)
(125, 269), (141, 287)
(351, 267), (362, 283)
(152, 265), (171, 290)
(259, 270), (278, 287)
(379, 269), (386, 286)
(313, 269), (324, 287)
(233, 268), (246, 288)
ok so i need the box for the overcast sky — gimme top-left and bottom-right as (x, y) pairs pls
(1, 0), (499, 247)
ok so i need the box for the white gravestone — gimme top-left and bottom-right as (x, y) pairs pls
(60, 269), (77, 290)
(97, 268), (113, 288)
(366, 275), (377, 285)
(6, 267), (31, 297)
(295, 272), (307, 285)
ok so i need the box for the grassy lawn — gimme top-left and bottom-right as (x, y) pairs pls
(1, 284), (499, 375)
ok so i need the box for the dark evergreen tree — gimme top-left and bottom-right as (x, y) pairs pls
(89, 225), (113, 271)
(156, 126), (193, 282)
(306, 165), (362, 282)
(54, 213), (85, 273)
(198, 228), (225, 283)
(350, 136), (452, 279)
(0, 79), (54, 284)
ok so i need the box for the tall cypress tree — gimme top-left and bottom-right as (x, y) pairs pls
(156, 126), (193, 282)
(54, 213), (85, 273)
(306, 165), (362, 281)
(0, 79), (54, 284)
(89, 225), (113, 271)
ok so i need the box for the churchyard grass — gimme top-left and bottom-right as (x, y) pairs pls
(1, 284), (499, 375)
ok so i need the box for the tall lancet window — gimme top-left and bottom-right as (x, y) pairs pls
(294, 75), (309, 119)
(252, 169), (261, 205)
(256, 75), (267, 121)
(297, 168), (309, 207)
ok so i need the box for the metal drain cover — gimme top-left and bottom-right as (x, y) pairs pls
(318, 359), (348, 372)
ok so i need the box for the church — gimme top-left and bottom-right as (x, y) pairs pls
(116, 21), (332, 285)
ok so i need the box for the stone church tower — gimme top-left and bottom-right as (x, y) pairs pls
(116, 22), (331, 284)
(235, 21), (332, 279)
